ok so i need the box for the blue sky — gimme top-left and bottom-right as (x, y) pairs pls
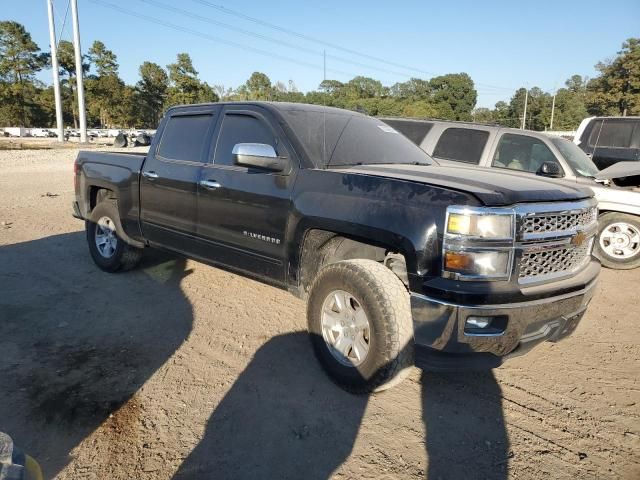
(5, 0), (640, 107)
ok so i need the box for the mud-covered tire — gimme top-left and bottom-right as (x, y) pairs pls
(307, 259), (414, 394)
(86, 200), (143, 272)
(594, 212), (640, 270)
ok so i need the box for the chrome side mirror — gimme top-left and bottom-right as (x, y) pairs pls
(232, 143), (288, 172)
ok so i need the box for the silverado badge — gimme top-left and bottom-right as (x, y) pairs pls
(571, 231), (587, 247)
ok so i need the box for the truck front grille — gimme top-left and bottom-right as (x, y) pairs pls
(516, 201), (597, 284)
(519, 240), (593, 280)
(521, 207), (597, 236)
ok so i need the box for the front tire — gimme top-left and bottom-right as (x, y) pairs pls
(86, 200), (143, 272)
(307, 259), (414, 394)
(594, 212), (640, 270)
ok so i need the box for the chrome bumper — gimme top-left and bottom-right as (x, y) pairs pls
(410, 275), (598, 366)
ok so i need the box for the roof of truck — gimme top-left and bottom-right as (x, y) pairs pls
(166, 101), (365, 118)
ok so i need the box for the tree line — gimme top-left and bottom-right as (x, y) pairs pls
(0, 21), (638, 130)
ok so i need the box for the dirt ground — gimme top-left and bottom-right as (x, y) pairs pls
(0, 146), (638, 480)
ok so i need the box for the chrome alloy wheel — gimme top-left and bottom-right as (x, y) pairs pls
(320, 289), (371, 367)
(95, 216), (118, 258)
(599, 222), (640, 260)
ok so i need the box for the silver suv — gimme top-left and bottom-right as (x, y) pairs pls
(381, 118), (640, 269)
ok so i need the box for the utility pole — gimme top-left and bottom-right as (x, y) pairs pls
(323, 50), (326, 82)
(46, 0), (64, 142)
(550, 92), (556, 130)
(70, 0), (87, 143)
(521, 88), (529, 130)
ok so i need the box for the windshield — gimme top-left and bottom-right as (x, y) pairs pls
(280, 108), (433, 167)
(550, 137), (599, 177)
(328, 116), (433, 167)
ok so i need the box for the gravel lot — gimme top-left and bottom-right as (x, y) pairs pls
(0, 146), (638, 479)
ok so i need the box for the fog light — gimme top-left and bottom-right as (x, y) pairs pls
(466, 316), (491, 329)
(464, 315), (508, 336)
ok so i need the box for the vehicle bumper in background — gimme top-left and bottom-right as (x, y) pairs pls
(410, 273), (598, 371)
(71, 200), (83, 220)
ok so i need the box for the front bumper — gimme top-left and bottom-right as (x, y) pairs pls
(411, 270), (598, 371)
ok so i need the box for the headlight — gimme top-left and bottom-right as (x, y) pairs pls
(444, 250), (512, 278)
(447, 211), (513, 239)
(443, 206), (515, 281)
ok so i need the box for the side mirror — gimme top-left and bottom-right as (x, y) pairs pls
(537, 161), (563, 178)
(232, 143), (288, 172)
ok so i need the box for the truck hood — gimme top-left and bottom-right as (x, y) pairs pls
(336, 164), (593, 206)
(595, 161), (640, 181)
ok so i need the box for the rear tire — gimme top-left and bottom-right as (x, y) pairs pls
(86, 200), (143, 272)
(594, 212), (640, 270)
(307, 259), (414, 394)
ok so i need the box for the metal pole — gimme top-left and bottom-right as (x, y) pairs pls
(323, 50), (326, 82)
(46, 0), (64, 142)
(70, 0), (87, 143)
(550, 93), (556, 130)
(521, 89), (528, 130)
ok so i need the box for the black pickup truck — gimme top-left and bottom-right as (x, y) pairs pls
(73, 102), (600, 392)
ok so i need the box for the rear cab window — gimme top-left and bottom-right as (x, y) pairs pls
(157, 114), (213, 162)
(432, 127), (489, 164)
(492, 133), (563, 175)
(587, 119), (637, 148)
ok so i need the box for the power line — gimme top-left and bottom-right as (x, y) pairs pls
(191, 0), (438, 77)
(137, 0), (414, 80)
(92, 0), (519, 100)
(90, 0), (357, 79)
(53, 0), (71, 49)
(190, 0), (516, 92)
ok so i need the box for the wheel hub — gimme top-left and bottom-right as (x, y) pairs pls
(95, 216), (118, 259)
(320, 289), (371, 367)
(599, 222), (640, 260)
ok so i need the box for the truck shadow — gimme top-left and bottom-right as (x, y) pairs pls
(0, 232), (509, 479)
(174, 333), (509, 479)
(0, 231), (193, 478)
(421, 370), (509, 479)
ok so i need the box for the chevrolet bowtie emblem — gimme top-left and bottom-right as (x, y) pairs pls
(571, 232), (587, 247)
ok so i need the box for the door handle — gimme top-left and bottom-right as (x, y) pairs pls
(142, 171), (159, 179)
(200, 179), (222, 190)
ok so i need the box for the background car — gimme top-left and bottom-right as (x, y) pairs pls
(574, 116), (640, 185)
(381, 118), (640, 269)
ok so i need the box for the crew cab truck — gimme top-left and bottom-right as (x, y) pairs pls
(73, 102), (600, 393)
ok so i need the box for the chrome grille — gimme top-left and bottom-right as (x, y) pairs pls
(519, 240), (593, 280)
(521, 207), (597, 236)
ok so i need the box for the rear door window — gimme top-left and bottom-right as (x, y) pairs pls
(432, 128), (489, 164)
(492, 133), (562, 175)
(157, 114), (213, 162)
(213, 113), (277, 167)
